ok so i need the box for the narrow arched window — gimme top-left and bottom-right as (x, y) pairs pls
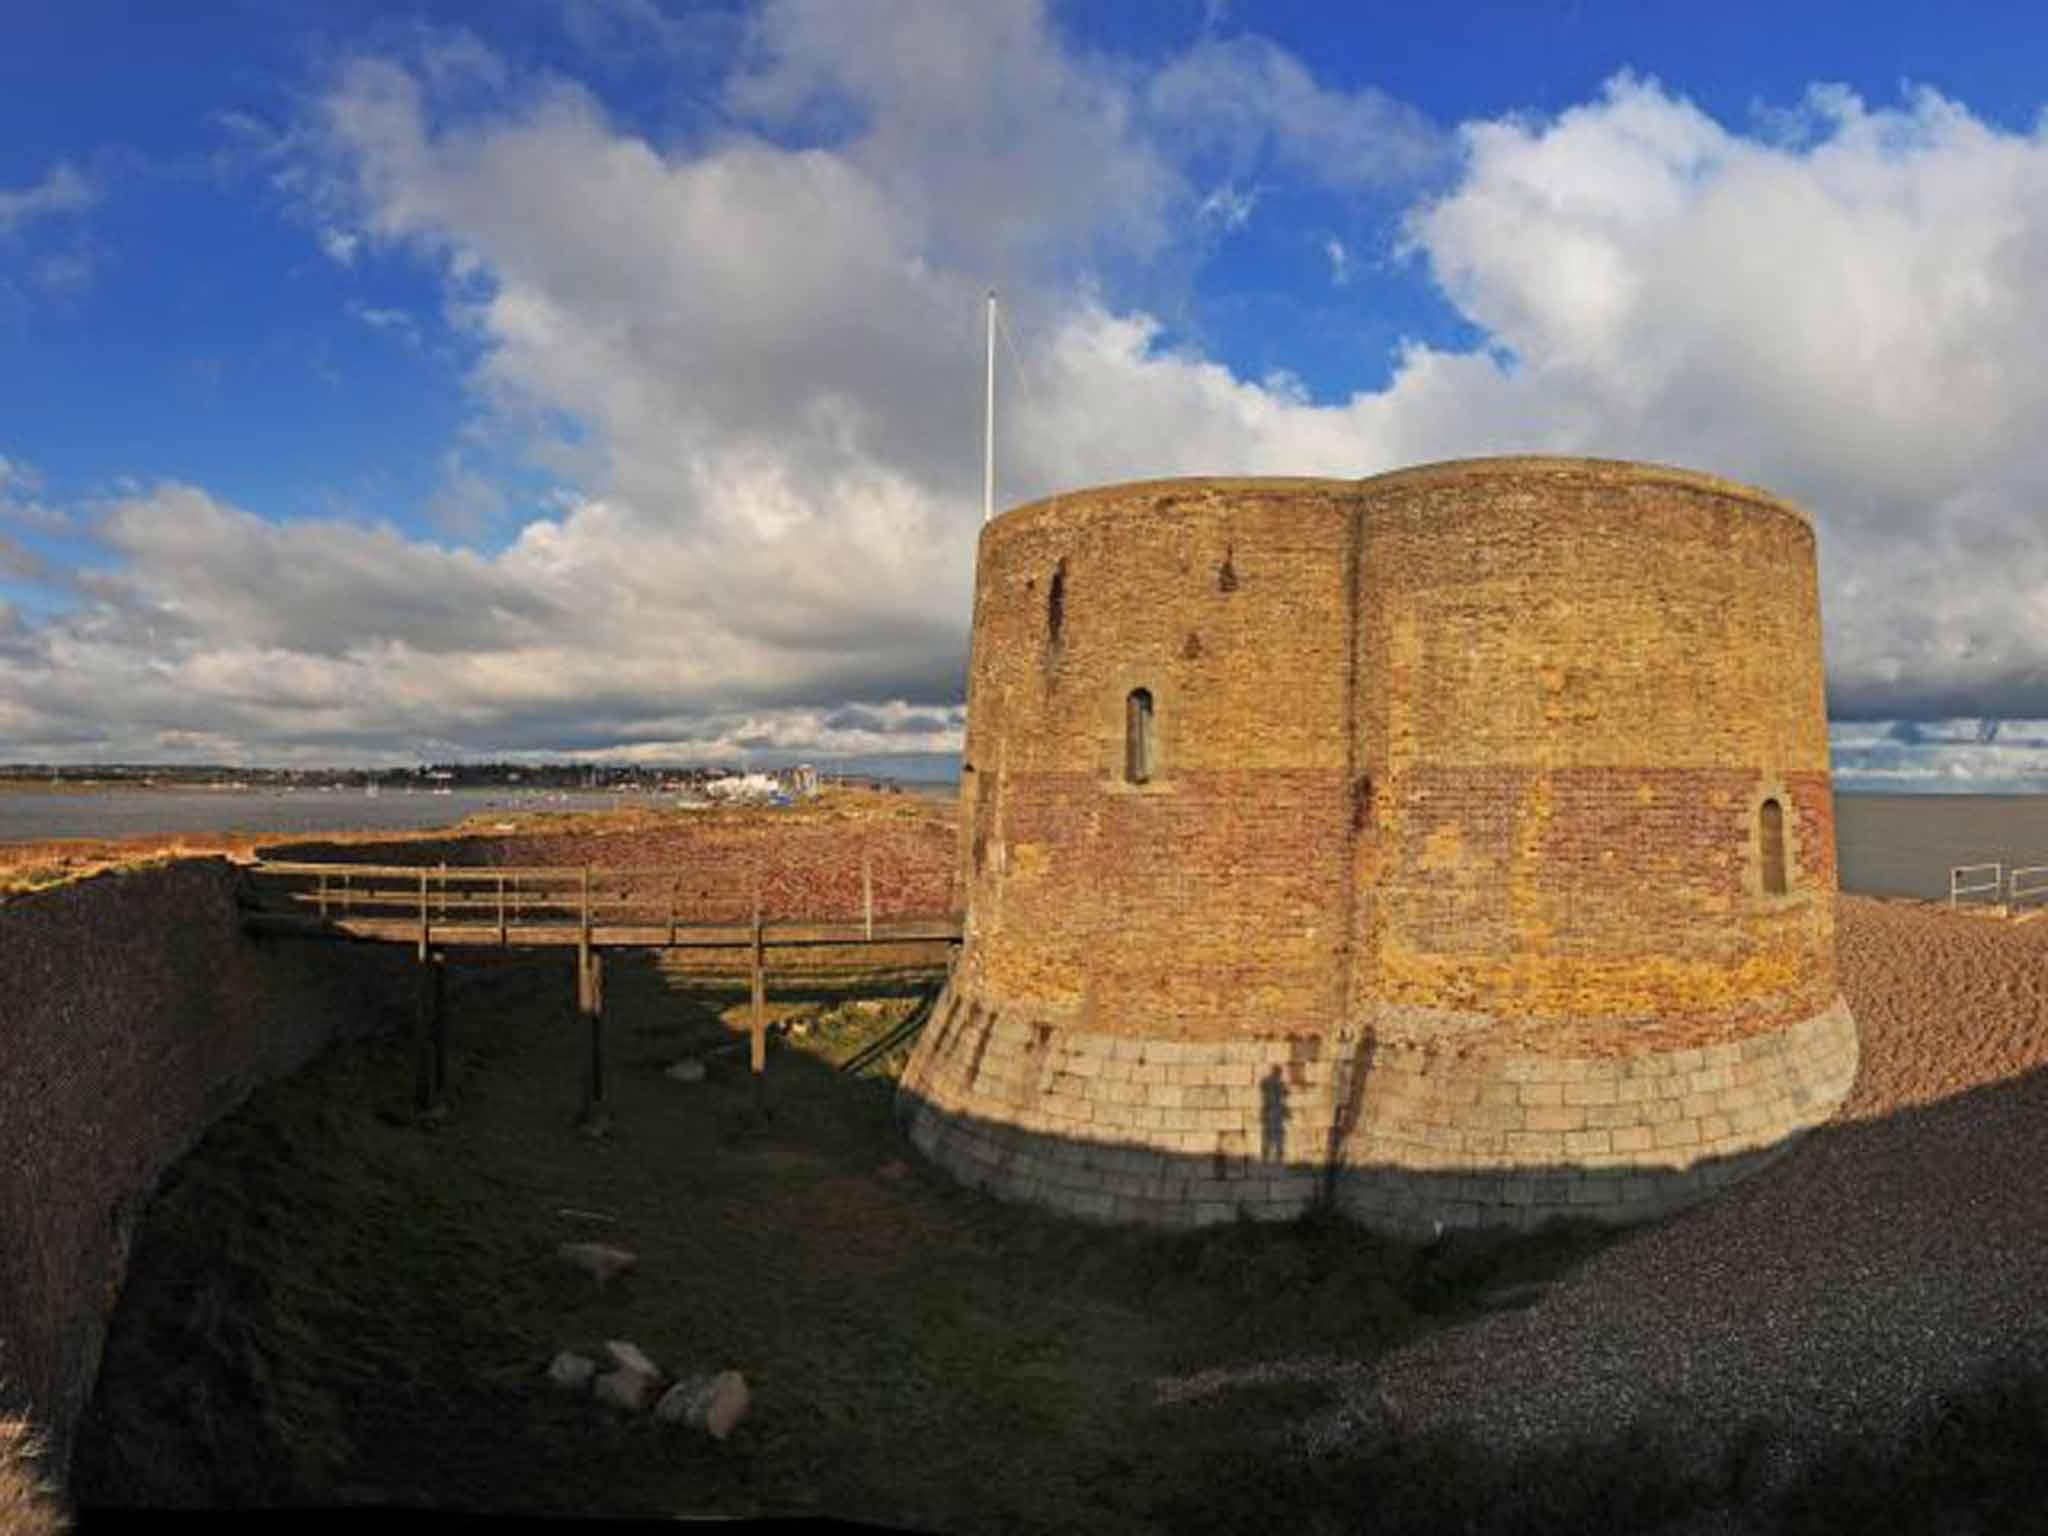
(1125, 688), (1154, 785)
(1047, 560), (1066, 645)
(1759, 797), (1787, 895)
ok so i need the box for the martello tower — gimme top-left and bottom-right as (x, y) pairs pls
(899, 457), (1858, 1234)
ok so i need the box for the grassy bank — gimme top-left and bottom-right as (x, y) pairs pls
(65, 949), (1605, 1530)
(68, 950), (2048, 1532)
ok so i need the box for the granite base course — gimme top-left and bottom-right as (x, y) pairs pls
(899, 988), (1858, 1235)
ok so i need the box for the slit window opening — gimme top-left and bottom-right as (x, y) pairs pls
(1760, 797), (1787, 895)
(1125, 688), (1154, 784)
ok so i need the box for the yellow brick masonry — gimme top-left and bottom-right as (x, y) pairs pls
(907, 458), (1859, 1233)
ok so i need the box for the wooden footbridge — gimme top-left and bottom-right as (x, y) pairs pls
(239, 859), (962, 1120)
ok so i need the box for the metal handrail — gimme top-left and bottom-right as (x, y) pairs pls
(2011, 865), (2048, 909)
(1950, 863), (2002, 907)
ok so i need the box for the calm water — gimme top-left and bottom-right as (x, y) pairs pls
(1832, 793), (2048, 900)
(3, 785), (2042, 901)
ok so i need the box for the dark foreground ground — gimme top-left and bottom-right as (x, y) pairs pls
(64, 913), (2048, 1534)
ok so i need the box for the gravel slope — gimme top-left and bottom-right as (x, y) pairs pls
(1167, 898), (2048, 1477)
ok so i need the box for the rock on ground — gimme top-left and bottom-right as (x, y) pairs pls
(556, 1242), (637, 1286)
(656, 1371), (752, 1439)
(546, 1351), (596, 1390)
(593, 1368), (654, 1413)
(666, 1059), (708, 1083)
(604, 1339), (660, 1380)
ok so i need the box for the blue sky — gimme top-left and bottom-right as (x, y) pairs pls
(4, 1), (2048, 787)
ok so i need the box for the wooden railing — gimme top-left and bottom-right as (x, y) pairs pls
(241, 859), (958, 951)
(237, 858), (961, 1123)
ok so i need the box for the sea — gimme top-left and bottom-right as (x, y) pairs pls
(2, 786), (2043, 903)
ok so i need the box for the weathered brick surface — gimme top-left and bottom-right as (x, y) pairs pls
(904, 457), (1858, 1231)
(0, 861), (412, 1482)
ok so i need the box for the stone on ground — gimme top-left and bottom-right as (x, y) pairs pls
(666, 1059), (708, 1083)
(656, 1370), (752, 1439)
(556, 1241), (637, 1285)
(593, 1368), (654, 1412)
(546, 1351), (597, 1390)
(604, 1339), (660, 1380)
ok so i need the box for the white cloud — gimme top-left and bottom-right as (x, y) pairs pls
(0, 456), (66, 532)
(7, 14), (2048, 767)
(423, 451), (508, 535)
(347, 301), (422, 348)
(0, 162), (97, 234)
(320, 227), (362, 265)
(1325, 236), (1354, 286)
(1196, 182), (1259, 230)
(1146, 34), (1448, 192)
(0, 532), (47, 582)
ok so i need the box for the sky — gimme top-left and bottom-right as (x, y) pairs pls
(4, 1), (2048, 790)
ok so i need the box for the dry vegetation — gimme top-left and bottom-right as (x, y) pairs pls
(0, 786), (950, 902)
(0, 1410), (66, 1536)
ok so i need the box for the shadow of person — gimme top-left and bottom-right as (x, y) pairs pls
(1260, 1065), (1290, 1163)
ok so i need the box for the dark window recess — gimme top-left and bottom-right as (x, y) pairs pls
(1047, 560), (1067, 644)
(1183, 632), (1202, 660)
(1218, 547), (1238, 593)
(1760, 797), (1788, 895)
(1125, 688), (1155, 784)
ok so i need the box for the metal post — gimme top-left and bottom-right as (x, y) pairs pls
(984, 290), (996, 525)
(418, 868), (429, 960)
(863, 851), (874, 942)
(317, 870), (328, 918)
(497, 873), (507, 947)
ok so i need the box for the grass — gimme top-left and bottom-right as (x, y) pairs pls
(1, 1410), (66, 1536)
(65, 954), (2048, 1532)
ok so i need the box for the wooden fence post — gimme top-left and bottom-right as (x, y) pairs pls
(578, 938), (606, 1124)
(412, 869), (433, 1110)
(863, 850), (873, 942)
(430, 950), (447, 1107)
(750, 894), (767, 1113)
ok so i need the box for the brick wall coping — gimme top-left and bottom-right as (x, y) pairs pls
(980, 456), (1814, 546)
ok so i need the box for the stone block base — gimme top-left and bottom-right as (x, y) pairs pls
(896, 988), (1857, 1235)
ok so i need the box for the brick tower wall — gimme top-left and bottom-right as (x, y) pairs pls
(903, 459), (1857, 1235)
(954, 479), (1361, 1041)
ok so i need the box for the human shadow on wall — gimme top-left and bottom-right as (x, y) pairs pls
(1259, 1067), (1289, 1164)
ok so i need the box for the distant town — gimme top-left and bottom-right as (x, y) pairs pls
(0, 761), (863, 798)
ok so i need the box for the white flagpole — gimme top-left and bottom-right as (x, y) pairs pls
(983, 289), (996, 525)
